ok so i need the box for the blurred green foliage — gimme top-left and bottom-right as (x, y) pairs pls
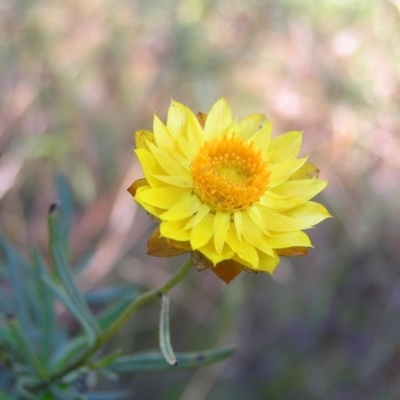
(1, 0), (400, 398)
(0, 181), (233, 398)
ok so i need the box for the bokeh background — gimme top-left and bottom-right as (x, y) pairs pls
(1, 0), (400, 398)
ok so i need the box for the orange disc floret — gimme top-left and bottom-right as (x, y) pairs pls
(190, 134), (270, 213)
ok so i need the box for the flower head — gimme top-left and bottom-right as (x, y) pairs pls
(128, 99), (331, 283)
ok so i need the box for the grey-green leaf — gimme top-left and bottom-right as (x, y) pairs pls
(9, 319), (47, 379)
(47, 206), (101, 340)
(32, 250), (55, 364)
(108, 347), (236, 372)
(0, 234), (31, 337)
(159, 294), (177, 366)
(55, 173), (74, 242)
(50, 336), (88, 371)
(85, 284), (142, 305)
(42, 276), (97, 346)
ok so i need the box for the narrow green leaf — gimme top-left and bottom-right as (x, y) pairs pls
(50, 336), (88, 371)
(85, 284), (142, 305)
(42, 276), (97, 346)
(9, 319), (48, 379)
(47, 205), (101, 339)
(0, 234), (31, 336)
(159, 294), (177, 366)
(96, 367), (118, 381)
(33, 250), (55, 364)
(0, 242), (46, 342)
(108, 347), (236, 372)
(55, 173), (74, 242)
(89, 349), (122, 370)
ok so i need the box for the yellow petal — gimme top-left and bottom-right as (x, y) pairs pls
(184, 203), (211, 229)
(224, 121), (242, 137)
(233, 211), (243, 243)
(134, 187), (164, 216)
(134, 130), (155, 151)
(153, 118), (193, 170)
(176, 135), (197, 161)
(135, 148), (166, 188)
(268, 157), (308, 188)
(267, 131), (303, 163)
(167, 100), (187, 138)
(156, 109), (196, 161)
(241, 212), (275, 257)
(272, 179), (327, 198)
(160, 193), (203, 221)
(248, 123), (272, 156)
(153, 115), (174, 152)
(186, 108), (205, 148)
(238, 113), (271, 141)
(136, 186), (189, 209)
(290, 163), (320, 180)
(153, 174), (192, 188)
(169, 149), (192, 170)
(257, 252), (280, 273)
(262, 179), (328, 211)
(190, 213), (214, 249)
(197, 240), (235, 265)
(250, 204), (312, 232)
(226, 224), (259, 267)
(266, 230), (312, 248)
(213, 211), (230, 254)
(160, 219), (191, 241)
(259, 193), (298, 211)
(148, 142), (190, 177)
(203, 98), (233, 139)
(283, 201), (332, 226)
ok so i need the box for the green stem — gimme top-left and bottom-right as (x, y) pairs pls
(101, 256), (192, 344)
(32, 257), (193, 391)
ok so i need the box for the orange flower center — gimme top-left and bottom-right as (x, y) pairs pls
(191, 135), (270, 213)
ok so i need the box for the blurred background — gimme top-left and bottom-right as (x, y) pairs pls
(1, 0), (400, 398)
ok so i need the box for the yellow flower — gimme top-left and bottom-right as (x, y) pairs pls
(128, 98), (331, 283)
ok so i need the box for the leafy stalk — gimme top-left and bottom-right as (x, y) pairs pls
(29, 257), (193, 392)
(48, 204), (101, 343)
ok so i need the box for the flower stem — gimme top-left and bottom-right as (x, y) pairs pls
(32, 257), (193, 392)
(101, 256), (192, 344)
